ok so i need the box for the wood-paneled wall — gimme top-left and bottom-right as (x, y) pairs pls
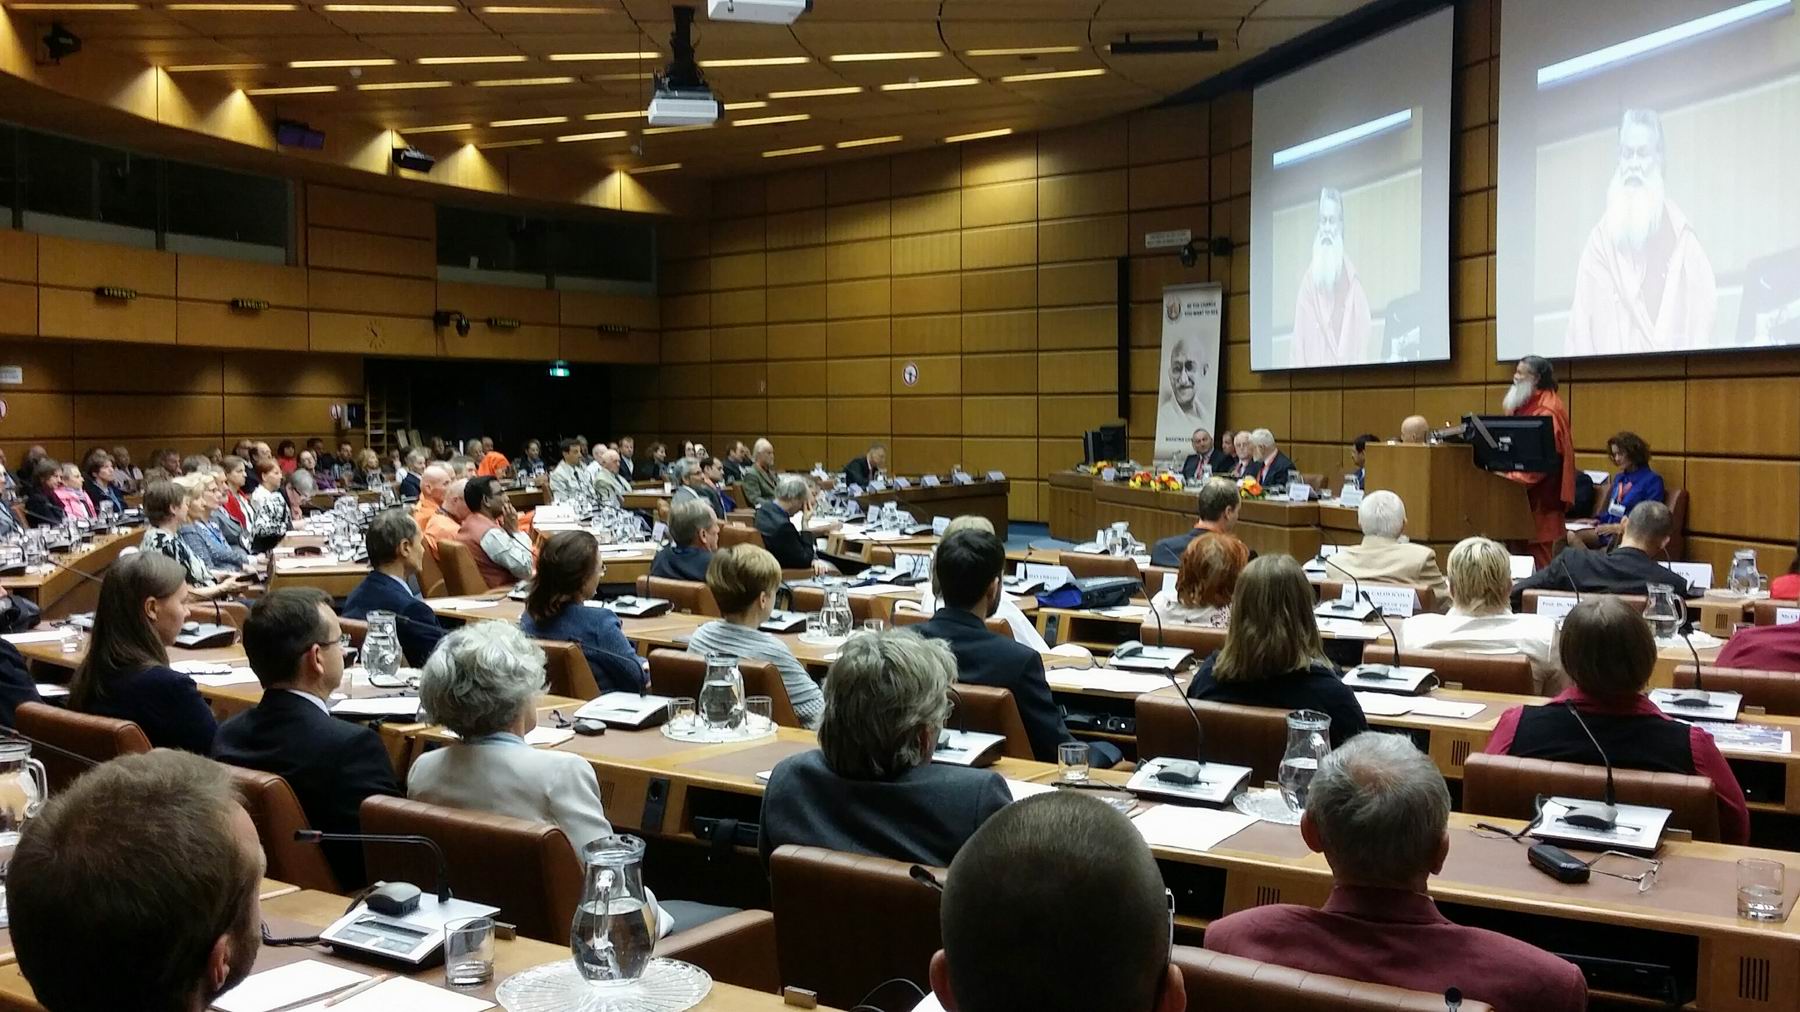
(629, 0), (1799, 574)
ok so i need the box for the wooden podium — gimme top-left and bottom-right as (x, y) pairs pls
(1363, 443), (1534, 545)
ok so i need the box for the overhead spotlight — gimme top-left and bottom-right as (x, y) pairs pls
(42, 22), (82, 63)
(392, 146), (436, 172)
(433, 310), (470, 335)
(1177, 237), (1234, 267)
(706, 0), (809, 25)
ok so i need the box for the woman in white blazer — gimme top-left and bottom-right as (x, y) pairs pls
(410, 622), (732, 934)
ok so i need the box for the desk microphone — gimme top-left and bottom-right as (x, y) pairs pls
(1557, 701), (1619, 832)
(1320, 556), (1376, 620)
(294, 829), (452, 913)
(1140, 594), (1211, 788)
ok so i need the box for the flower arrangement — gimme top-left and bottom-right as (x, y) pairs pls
(1128, 470), (1184, 491)
(1237, 476), (1265, 499)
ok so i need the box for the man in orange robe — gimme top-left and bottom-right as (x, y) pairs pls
(1291, 187), (1372, 368)
(1503, 356), (1574, 567)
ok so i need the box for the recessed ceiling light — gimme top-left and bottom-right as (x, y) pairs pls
(321, 3), (458, 10)
(628, 162), (681, 173)
(547, 51), (658, 61)
(416, 54), (528, 64)
(403, 122), (473, 133)
(837, 135), (901, 148)
(643, 124), (712, 135)
(471, 76), (575, 86)
(166, 3), (298, 9)
(7, 3), (139, 8)
(479, 4), (610, 11)
(722, 100), (766, 111)
(828, 51), (941, 62)
(732, 113), (809, 127)
(763, 144), (823, 158)
(697, 56), (808, 68)
(584, 109), (647, 121)
(880, 77), (979, 91)
(288, 58), (396, 68)
(766, 86), (861, 99)
(490, 115), (568, 126)
(356, 79), (452, 90)
(477, 138), (544, 148)
(944, 127), (1013, 143)
(998, 67), (1108, 82)
(964, 46), (1082, 57)
(246, 84), (340, 95)
(556, 130), (628, 142)
(166, 62), (267, 72)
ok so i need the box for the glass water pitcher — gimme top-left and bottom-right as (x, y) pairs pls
(0, 740), (50, 928)
(821, 580), (855, 638)
(1727, 549), (1763, 596)
(1645, 583), (1687, 640)
(698, 653), (745, 732)
(362, 610), (403, 683)
(1279, 710), (1332, 814)
(570, 834), (657, 985)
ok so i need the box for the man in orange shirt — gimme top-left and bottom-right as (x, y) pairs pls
(410, 463), (460, 557)
(474, 443), (511, 478)
(1502, 355), (1574, 567)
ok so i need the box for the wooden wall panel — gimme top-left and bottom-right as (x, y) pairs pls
(305, 227), (434, 277)
(176, 303), (309, 351)
(38, 235), (176, 296)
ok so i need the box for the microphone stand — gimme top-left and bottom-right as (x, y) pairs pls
(1558, 700), (1619, 831)
(295, 829), (452, 907)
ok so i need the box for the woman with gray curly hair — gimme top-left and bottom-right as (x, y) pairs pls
(757, 629), (1012, 867)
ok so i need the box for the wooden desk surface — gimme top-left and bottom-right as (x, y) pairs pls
(0, 527), (145, 619)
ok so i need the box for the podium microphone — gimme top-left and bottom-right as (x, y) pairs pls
(295, 829), (451, 912)
(1557, 701), (1619, 832)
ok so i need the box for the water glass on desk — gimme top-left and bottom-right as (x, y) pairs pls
(745, 695), (773, 733)
(443, 916), (495, 987)
(1737, 859), (1785, 921)
(1058, 742), (1090, 783)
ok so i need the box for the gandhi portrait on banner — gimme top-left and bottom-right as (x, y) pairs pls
(1157, 334), (1210, 444)
(1290, 187), (1372, 367)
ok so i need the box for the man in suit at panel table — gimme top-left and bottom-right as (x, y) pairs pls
(843, 442), (886, 489)
(1248, 428), (1297, 489)
(915, 529), (1123, 769)
(213, 588), (401, 889)
(755, 474), (838, 575)
(1150, 477), (1253, 568)
(1510, 499), (1695, 612)
(341, 509), (446, 667)
(1325, 490), (1449, 603)
(652, 499), (719, 583)
(1179, 428), (1233, 481)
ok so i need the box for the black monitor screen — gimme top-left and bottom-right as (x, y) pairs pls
(1464, 414), (1557, 474)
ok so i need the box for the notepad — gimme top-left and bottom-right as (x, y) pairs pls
(1006, 779), (1058, 801)
(211, 959), (370, 1012)
(0, 630), (65, 646)
(1129, 803), (1257, 853)
(330, 696), (423, 719)
(433, 598), (502, 612)
(288, 976), (494, 1012)
(190, 669), (262, 688)
(171, 660), (237, 675)
(1046, 669), (1174, 694)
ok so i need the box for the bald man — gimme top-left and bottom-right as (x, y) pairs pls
(1399, 416), (1430, 444)
(740, 438), (779, 508)
(411, 464), (460, 557)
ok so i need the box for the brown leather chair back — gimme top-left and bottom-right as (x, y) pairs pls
(1173, 947), (1496, 1012)
(1522, 590), (1647, 615)
(718, 524), (764, 549)
(436, 540), (489, 598)
(15, 702), (151, 792)
(211, 600), (250, 630)
(1462, 753), (1722, 842)
(947, 683), (1033, 759)
(635, 575), (722, 616)
(223, 765), (340, 892)
(1149, 623), (1227, 656)
(768, 845), (943, 1010)
(864, 545), (895, 566)
(787, 585), (887, 625)
(1360, 646), (1534, 695)
(1675, 664), (1800, 716)
(1136, 693), (1290, 784)
(890, 607), (1011, 636)
(1752, 600), (1799, 626)
(539, 639), (602, 700)
(1058, 550), (1144, 586)
(1664, 487), (1689, 561)
(360, 795), (584, 943)
(646, 649), (803, 727)
(417, 545), (447, 598)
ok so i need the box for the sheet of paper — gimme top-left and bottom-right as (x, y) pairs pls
(1047, 669), (1173, 694)
(1351, 691), (1417, 716)
(211, 959), (370, 1012)
(1406, 697), (1486, 720)
(1315, 617), (1386, 640)
(1129, 803), (1257, 853)
(1006, 779), (1058, 801)
(1093, 605), (1150, 621)
(0, 630), (65, 646)
(280, 557), (351, 571)
(908, 993), (949, 1012)
(171, 660), (237, 675)
(433, 598), (501, 612)
(444, 726), (574, 747)
(35, 683), (69, 699)
(330, 697), (423, 718)
(190, 668), (262, 688)
(1699, 722), (1793, 755)
(288, 976), (494, 1012)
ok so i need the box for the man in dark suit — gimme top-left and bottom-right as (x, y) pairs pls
(1249, 428), (1297, 489)
(341, 509), (446, 667)
(652, 499), (719, 582)
(0, 637), (42, 726)
(842, 442), (886, 489)
(213, 588), (400, 888)
(1178, 429), (1233, 481)
(755, 475), (837, 574)
(397, 448), (424, 500)
(1511, 500), (1696, 611)
(1150, 477), (1253, 568)
(914, 529), (1122, 768)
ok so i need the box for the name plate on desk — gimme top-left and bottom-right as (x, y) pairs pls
(932, 516), (950, 536)
(1099, 467), (1116, 482)
(847, 483), (863, 497)
(869, 478), (887, 492)
(1661, 560), (1713, 590)
(1534, 594), (1579, 619)
(893, 477), (911, 489)
(1286, 482), (1312, 502)
(952, 471), (974, 485)
(922, 474), (942, 487)
(986, 470), (1006, 482)
(1337, 485), (1363, 507)
(1778, 607), (1800, 626)
(1342, 584), (1416, 617)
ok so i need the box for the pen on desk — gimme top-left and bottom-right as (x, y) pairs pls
(324, 973), (390, 1006)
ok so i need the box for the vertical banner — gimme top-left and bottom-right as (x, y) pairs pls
(1154, 283), (1224, 462)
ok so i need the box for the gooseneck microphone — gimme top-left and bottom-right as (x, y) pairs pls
(1320, 555), (1375, 620)
(1140, 591), (1210, 787)
(294, 829), (452, 907)
(1557, 701), (1619, 832)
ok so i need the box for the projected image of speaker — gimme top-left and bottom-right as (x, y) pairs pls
(1248, 9), (1454, 373)
(1497, 0), (1800, 361)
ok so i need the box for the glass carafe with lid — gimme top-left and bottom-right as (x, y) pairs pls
(570, 834), (656, 985)
(1278, 710), (1332, 814)
(0, 740), (50, 927)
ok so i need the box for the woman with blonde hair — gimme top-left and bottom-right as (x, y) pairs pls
(688, 543), (824, 728)
(1151, 532), (1248, 627)
(1402, 536), (1565, 693)
(1186, 554), (1366, 745)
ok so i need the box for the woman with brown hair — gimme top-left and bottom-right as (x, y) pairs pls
(517, 531), (646, 693)
(1570, 430), (1665, 549)
(1186, 554), (1366, 746)
(1151, 532), (1249, 627)
(70, 551), (217, 753)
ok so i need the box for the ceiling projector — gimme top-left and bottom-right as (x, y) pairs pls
(707, 0), (809, 24)
(648, 5), (720, 126)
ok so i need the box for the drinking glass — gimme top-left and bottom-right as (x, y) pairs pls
(745, 695), (774, 733)
(861, 618), (885, 634)
(1737, 859), (1786, 921)
(443, 916), (495, 987)
(1058, 742), (1091, 783)
(666, 696), (698, 732)
(804, 613), (823, 638)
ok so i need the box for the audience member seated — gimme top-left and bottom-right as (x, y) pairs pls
(455, 476), (535, 588)
(1150, 532), (1248, 628)
(514, 439), (547, 478)
(275, 439), (299, 475)
(0, 636), (41, 722)
(288, 450), (319, 499)
(651, 499), (718, 583)
(1511, 500), (1695, 610)
(843, 442), (886, 488)
(1486, 596), (1750, 844)
(916, 529), (1123, 767)
(594, 448), (631, 502)
(10, 751), (265, 1012)
(69, 552), (217, 753)
(756, 475), (837, 574)
(1402, 537), (1564, 693)
(1399, 414), (1430, 444)
(1326, 490), (1449, 600)
(740, 438), (780, 507)
(549, 437), (591, 503)
(670, 456), (729, 518)
(446, 453), (476, 479)
(617, 435), (638, 479)
(142, 480), (249, 599)
(210, 460), (253, 551)
(931, 792), (1186, 1012)
(83, 454), (124, 515)
(476, 445), (511, 478)
(411, 464), (460, 556)
(1248, 428), (1296, 488)
(688, 544), (824, 728)
(1716, 606), (1800, 673)
(177, 473), (255, 574)
(1570, 431), (1665, 550)
(520, 531), (647, 693)
(1205, 732), (1587, 1011)
(396, 448), (426, 499)
(110, 444), (143, 494)
(247, 458), (293, 553)
(1188, 555), (1367, 746)
(353, 448), (384, 490)
(22, 458), (63, 528)
(634, 441), (670, 481)
(220, 455), (254, 527)
(1348, 432), (1376, 488)
(342, 509), (446, 667)
(54, 462), (95, 521)
(1149, 476), (1250, 567)
(759, 629), (1010, 867)
(911, 515), (1055, 653)
(721, 440), (750, 484)
(214, 588), (399, 887)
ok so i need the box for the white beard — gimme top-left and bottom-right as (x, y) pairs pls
(1502, 378), (1535, 413)
(1605, 168), (1665, 255)
(1311, 234), (1343, 290)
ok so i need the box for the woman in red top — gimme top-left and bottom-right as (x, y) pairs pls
(220, 455), (255, 527)
(275, 439), (299, 475)
(1772, 541), (1800, 600)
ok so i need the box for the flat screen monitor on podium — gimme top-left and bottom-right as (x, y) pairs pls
(1458, 414), (1558, 474)
(1084, 425), (1128, 465)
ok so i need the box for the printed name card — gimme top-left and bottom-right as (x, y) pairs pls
(1510, 555), (1536, 579)
(986, 470), (1006, 482)
(1100, 467), (1117, 482)
(1777, 607), (1800, 626)
(1534, 594), (1579, 619)
(1661, 561), (1713, 591)
(1341, 583), (1417, 617)
(923, 474), (943, 487)
(952, 471), (975, 485)
(869, 478), (887, 492)
(894, 477), (912, 489)
(932, 516), (950, 536)
(1286, 482), (1312, 502)
(1338, 486), (1364, 507)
